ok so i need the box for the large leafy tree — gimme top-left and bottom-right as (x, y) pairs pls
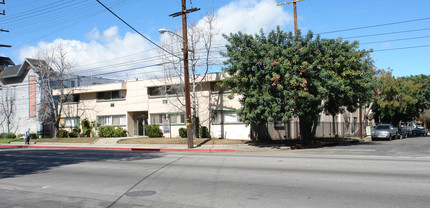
(372, 70), (421, 125)
(222, 27), (374, 143)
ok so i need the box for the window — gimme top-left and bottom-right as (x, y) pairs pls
(97, 115), (126, 126)
(97, 90), (126, 101)
(213, 111), (242, 124)
(151, 113), (185, 125)
(61, 117), (80, 128)
(148, 85), (184, 97)
(211, 82), (231, 93)
(62, 94), (79, 103)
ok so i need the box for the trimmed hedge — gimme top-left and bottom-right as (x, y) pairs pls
(179, 128), (187, 138)
(200, 126), (209, 138)
(0, 133), (16, 139)
(145, 124), (163, 138)
(58, 130), (69, 138)
(98, 126), (127, 137)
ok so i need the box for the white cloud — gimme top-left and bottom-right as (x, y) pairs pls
(215, 0), (293, 35)
(18, 0), (293, 80)
(19, 26), (161, 80)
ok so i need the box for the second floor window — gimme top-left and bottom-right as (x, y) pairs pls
(148, 85), (184, 97)
(62, 94), (79, 103)
(97, 90), (126, 101)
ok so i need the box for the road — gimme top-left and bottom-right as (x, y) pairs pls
(1, 136), (430, 208)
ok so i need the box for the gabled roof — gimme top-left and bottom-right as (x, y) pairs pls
(0, 58), (47, 79)
(1, 64), (23, 78)
(0, 57), (15, 66)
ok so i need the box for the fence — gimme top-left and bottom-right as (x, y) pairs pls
(251, 121), (369, 140)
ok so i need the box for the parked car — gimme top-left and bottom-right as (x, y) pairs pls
(397, 127), (408, 139)
(372, 124), (398, 141)
(412, 126), (428, 136)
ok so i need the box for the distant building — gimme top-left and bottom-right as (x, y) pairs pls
(0, 56), (121, 136)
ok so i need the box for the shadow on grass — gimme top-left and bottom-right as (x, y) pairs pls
(0, 149), (163, 179)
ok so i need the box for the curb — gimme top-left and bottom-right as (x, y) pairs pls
(0, 144), (237, 153)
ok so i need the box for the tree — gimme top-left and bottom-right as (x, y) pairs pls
(222, 27), (374, 143)
(34, 45), (74, 138)
(0, 86), (17, 133)
(158, 13), (218, 137)
(372, 70), (421, 125)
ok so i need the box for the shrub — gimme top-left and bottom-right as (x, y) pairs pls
(98, 126), (115, 137)
(145, 124), (163, 138)
(179, 128), (187, 138)
(69, 128), (79, 138)
(200, 126), (209, 138)
(30, 133), (38, 140)
(113, 127), (127, 137)
(0, 133), (16, 139)
(58, 130), (69, 138)
(81, 118), (92, 137)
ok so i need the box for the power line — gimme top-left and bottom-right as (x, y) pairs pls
(343, 27), (430, 39)
(373, 44), (430, 52)
(318, 16), (430, 35)
(360, 35), (430, 45)
(96, 0), (179, 59)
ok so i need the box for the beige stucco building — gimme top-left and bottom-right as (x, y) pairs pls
(57, 72), (369, 140)
(57, 73), (251, 139)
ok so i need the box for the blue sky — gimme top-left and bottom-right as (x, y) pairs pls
(0, 0), (429, 78)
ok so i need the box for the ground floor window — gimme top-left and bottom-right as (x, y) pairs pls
(150, 113), (185, 125)
(97, 115), (126, 126)
(60, 117), (80, 128)
(213, 110), (242, 124)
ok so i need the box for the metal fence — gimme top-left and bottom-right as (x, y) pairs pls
(251, 121), (368, 140)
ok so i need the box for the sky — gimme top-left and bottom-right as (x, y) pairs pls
(0, 0), (429, 79)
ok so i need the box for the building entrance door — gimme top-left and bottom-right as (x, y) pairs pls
(131, 112), (147, 136)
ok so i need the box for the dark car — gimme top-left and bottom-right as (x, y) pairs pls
(412, 126), (428, 136)
(397, 127), (408, 139)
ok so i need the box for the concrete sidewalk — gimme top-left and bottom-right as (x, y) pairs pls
(1, 138), (290, 153)
(0, 137), (363, 152)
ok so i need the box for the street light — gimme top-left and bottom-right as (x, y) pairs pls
(159, 28), (194, 148)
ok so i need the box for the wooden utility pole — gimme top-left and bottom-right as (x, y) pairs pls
(277, 0), (304, 37)
(359, 101), (363, 139)
(169, 0), (200, 149)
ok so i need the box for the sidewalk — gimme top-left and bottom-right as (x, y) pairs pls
(0, 137), (364, 152)
(0, 137), (290, 153)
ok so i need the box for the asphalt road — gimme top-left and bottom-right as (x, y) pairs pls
(1, 136), (430, 208)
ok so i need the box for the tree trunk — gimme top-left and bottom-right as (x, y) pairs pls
(332, 114), (336, 137)
(193, 116), (199, 138)
(299, 116), (315, 145)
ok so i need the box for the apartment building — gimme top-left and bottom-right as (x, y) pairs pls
(0, 56), (121, 136)
(57, 73), (250, 139)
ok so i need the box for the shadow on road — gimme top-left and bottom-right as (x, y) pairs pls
(0, 149), (163, 179)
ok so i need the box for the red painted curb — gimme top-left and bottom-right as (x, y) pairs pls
(0, 145), (237, 153)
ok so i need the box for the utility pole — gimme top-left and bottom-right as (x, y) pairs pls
(0, 0), (11, 48)
(359, 101), (363, 139)
(169, 0), (200, 149)
(277, 0), (304, 37)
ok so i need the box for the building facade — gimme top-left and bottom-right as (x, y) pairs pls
(56, 72), (368, 140)
(0, 56), (121, 136)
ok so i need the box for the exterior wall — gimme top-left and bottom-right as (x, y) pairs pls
(56, 72), (370, 140)
(0, 68), (41, 135)
(57, 73), (250, 139)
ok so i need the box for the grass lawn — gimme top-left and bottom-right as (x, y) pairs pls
(0, 138), (25, 144)
(34, 137), (99, 143)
